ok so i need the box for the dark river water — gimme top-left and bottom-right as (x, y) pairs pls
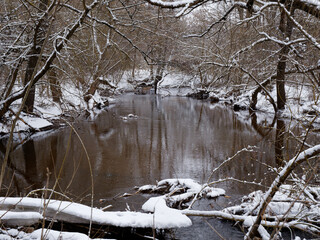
(3, 94), (315, 239)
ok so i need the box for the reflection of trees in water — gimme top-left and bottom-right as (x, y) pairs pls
(0, 139), (43, 196)
(22, 140), (38, 186)
(8, 96), (312, 204)
(275, 119), (286, 166)
(250, 112), (286, 166)
(0, 133), (76, 198)
(250, 112), (276, 138)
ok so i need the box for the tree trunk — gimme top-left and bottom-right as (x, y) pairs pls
(23, 48), (39, 113)
(153, 75), (162, 94)
(275, 7), (295, 110)
(132, 48), (137, 80)
(276, 49), (288, 110)
(84, 78), (100, 103)
(48, 68), (62, 104)
(249, 78), (272, 111)
(23, 0), (49, 113)
(0, 1), (99, 120)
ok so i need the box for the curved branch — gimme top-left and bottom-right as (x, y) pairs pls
(239, 67), (277, 112)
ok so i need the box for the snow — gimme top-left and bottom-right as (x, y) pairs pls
(0, 228), (113, 240)
(0, 78), (114, 134)
(0, 197), (192, 229)
(301, 0), (320, 10)
(204, 187), (226, 198)
(142, 196), (192, 228)
(18, 115), (52, 130)
(222, 181), (320, 234)
(242, 144), (320, 237)
(139, 178), (225, 200)
(0, 111), (54, 133)
(138, 184), (156, 192)
(35, 105), (62, 119)
(0, 179), (225, 237)
(30, 229), (95, 240)
(170, 192), (195, 202)
(1, 66), (318, 135)
(281, 4), (320, 50)
(0, 176), (319, 238)
(146, 0), (198, 8)
(235, 188), (306, 217)
(0, 234), (11, 240)
(229, 83), (320, 124)
(6, 229), (19, 237)
(0, 211), (42, 227)
(158, 178), (203, 192)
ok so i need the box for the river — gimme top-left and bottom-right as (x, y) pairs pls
(3, 94), (315, 239)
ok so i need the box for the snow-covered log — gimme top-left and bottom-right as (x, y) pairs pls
(137, 178), (225, 208)
(0, 197), (191, 229)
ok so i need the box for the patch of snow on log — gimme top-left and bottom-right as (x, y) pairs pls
(0, 211), (42, 227)
(142, 196), (192, 228)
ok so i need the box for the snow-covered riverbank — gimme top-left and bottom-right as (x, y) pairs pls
(0, 70), (319, 135)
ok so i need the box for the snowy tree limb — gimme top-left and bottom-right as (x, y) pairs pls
(144, 0), (203, 9)
(246, 144), (320, 239)
(239, 67), (277, 112)
(280, 3), (320, 50)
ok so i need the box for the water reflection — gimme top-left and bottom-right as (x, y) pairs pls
(250, 111), (275, 138)
(250, 112), (287, 166)
(22, 139), (42, 190)
(4, 95), (298, 206)
(275, 119), (286, 166)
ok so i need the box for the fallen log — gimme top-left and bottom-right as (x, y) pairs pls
(0, 197), (191, 229)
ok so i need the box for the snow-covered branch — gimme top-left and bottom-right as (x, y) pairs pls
(144, 0), (204, 8)
(280, 3), (320, 50)
(247, 144), (320, 238)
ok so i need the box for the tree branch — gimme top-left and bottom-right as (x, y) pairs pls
(246, 144), (320, 239)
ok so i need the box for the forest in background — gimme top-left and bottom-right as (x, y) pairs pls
(0, 0), (320, 239)
(1, 0), (319, 116)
